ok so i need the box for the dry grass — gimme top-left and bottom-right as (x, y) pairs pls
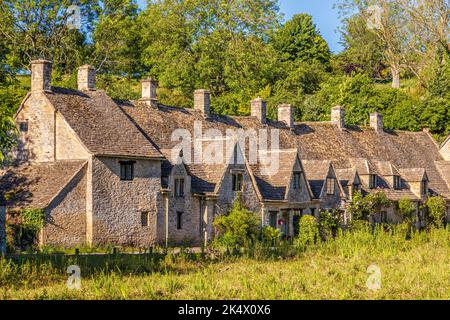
(1, 227), (450, 300)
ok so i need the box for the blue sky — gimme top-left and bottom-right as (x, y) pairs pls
(136, 0), (343, 53)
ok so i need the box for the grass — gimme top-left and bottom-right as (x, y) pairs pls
(1, 227), (450, 300)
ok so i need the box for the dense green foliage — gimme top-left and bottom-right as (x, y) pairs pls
(0, 0), (448, 158)
(213, 196), (260, 251)
(426, 196), (447, 228)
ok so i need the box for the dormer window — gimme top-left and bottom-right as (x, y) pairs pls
(393, 175), (401, 190)
(232, 173), (243, 191)
(174, 178), (185, 197)
(421, 180), (428, 195)
(293, 172), (302, 190)
(369, 174), (377, 189)
(326, 177), (335, 195)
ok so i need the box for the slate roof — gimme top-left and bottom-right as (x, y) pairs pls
(250, 150), (298, 200)
(0, 161), (87, 209)
(44, 88), (162, 159)
(301, 160), (331, 199)
(335, 168), (358, 187)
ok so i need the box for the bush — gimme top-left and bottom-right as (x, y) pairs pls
(398, 198), (415, 222)
(426, 196), (447, 228)
(318, 210), (340, 241)
(212, 196), (260, 252)
(262, 226), (281, 246)
(294, 215), (319, 252)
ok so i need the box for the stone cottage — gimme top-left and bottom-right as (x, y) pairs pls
(0, 60), (449, 248)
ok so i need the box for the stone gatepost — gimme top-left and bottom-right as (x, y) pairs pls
(0, 206), (6, 257)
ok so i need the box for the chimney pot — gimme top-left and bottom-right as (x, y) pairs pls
(31, 60), (52, 92)
(331, 105), (345, 129)
(278, 104), (294, 129)
(194, 89), (210, 117)
(370, 112), (383, 133)
(77, 65), (96, 91)
(251, 97), (266, 124)
(141, 78), (158, 107)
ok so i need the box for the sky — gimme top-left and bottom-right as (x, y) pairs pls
(136, 0), (343, 53)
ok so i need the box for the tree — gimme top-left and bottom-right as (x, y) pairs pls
(0, 0), (98, 74)
(398, 198), (415, 222)
(138, 0), (281, 109)
(92, 0), (142, 75)
(272, 13), (331, 67)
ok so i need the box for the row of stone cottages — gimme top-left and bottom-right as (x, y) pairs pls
(0, 60), (449, 248)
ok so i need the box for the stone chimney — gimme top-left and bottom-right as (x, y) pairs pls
(194, 89), (210, 117)
(77, 65), (96, 91)
(278, 104), (294, 129)
(141, 78), (158, 107)
(370, 112), (383, 133)
(251, 97), (266, 124)
(331, 105), (345, 129)
(31, 60), (52, 92)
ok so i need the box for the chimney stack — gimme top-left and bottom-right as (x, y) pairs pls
(77, 65), (96, 91)
(278, 104), (294, 129)
(194, 89), (210, 117)
(370, 112), (383, 133)
(331, 105), (345, 129)
(251, 97), (266, 124)
(31, 60), (52, 92)
(141, 78), (158, 107)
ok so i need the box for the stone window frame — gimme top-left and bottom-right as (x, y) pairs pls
(174, 177), (185, 197)
(19, 121), (29, 132)
(421, 180), (428, 195)
(232, 172), (244, 192)
(369, 174), (377, 189)
(393, 175), (402, 190)
(119, 161), (135, 181)
(326, 177), (336, 195)
(293, 171), (302, 190)
(176, 211), (183, 230)
(141, 211), (150, 227)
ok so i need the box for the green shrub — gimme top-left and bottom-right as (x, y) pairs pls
(212, 195), (260, 252)
(318, 210), (340, 241)
(262, 226), (281, 245)
(426, 196), (447, 228)
(398, 198), (415, 222)
(294, 215), (319, 252)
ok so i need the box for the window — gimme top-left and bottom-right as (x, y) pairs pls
(326, 177), (335, 195)
(268, 212), (277, 228)
(176, 211), (183, 229)
(393, 175), (401, 190)
(161, 176), (169, 188)
(369, 174), (377, 189)
(421, 180), (428, 195)
(174, 178), (185, 197)
(141, 212), (150, 227)
(293, 172), (302, 190)
(19, 121), (28, 132)
(120, 161), (134, 181)
(232, 173), (243, 191)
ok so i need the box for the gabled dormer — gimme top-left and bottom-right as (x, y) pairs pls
(302, 160), (345, 209)
(335, 168), (361, 200)
(398, 168), (429, 198)
(349, 158), (378, 189)
(375, 161), (402, 190)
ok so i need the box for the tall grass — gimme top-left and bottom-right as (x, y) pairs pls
(1, 226), (450, 299)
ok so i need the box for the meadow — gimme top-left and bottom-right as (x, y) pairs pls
(1, 226), (450, 300)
